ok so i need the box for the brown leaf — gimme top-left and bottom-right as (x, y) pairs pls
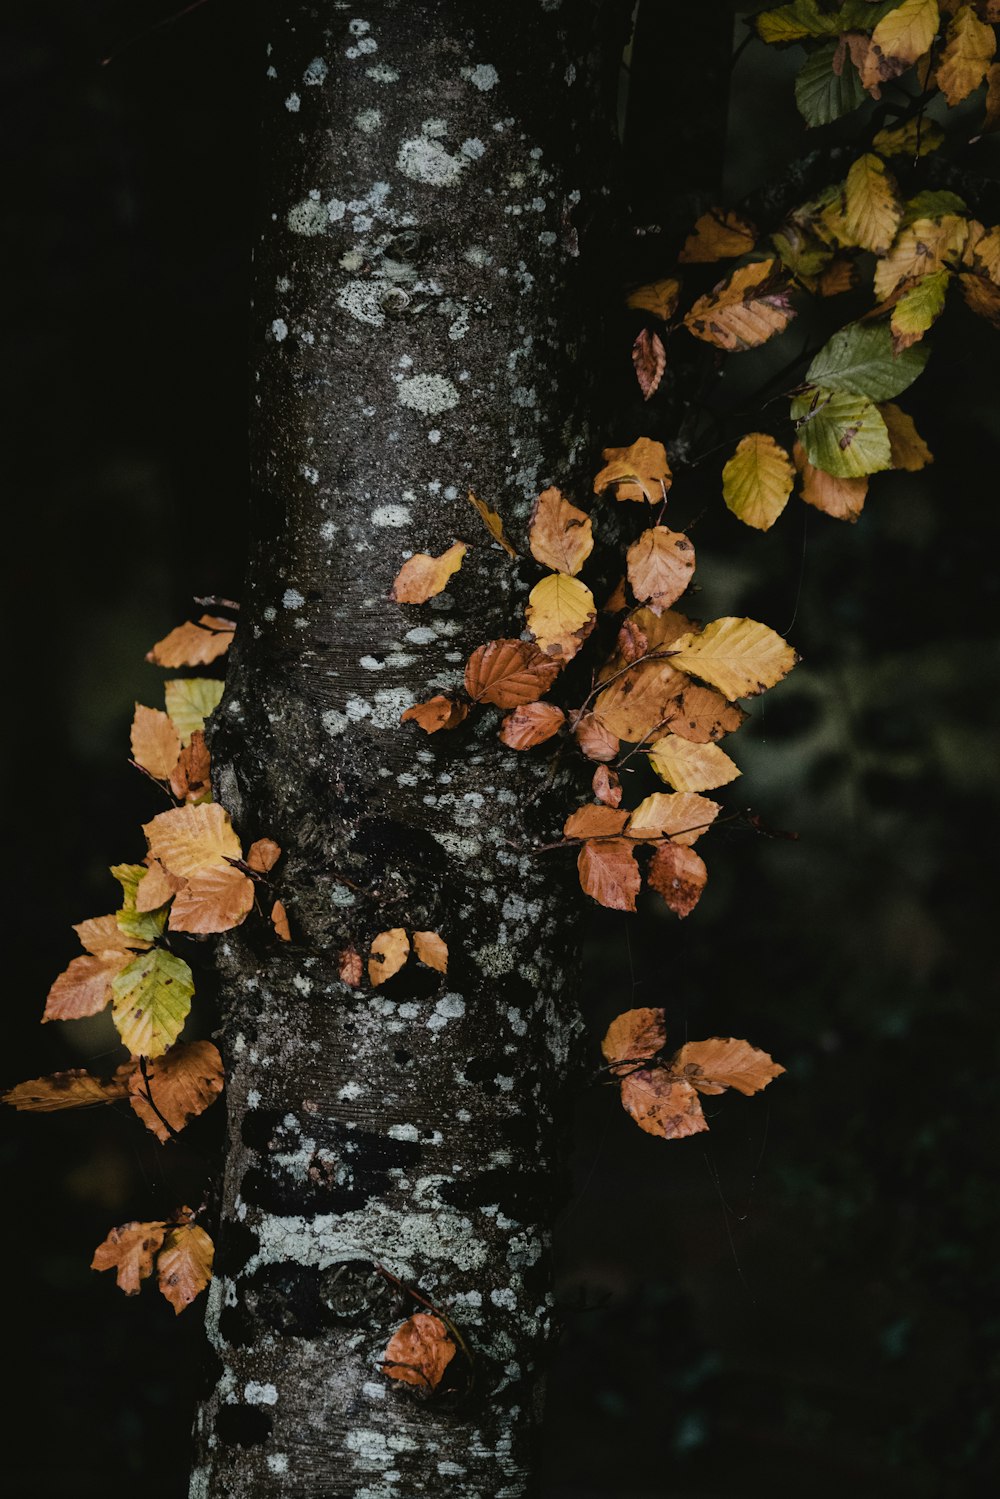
(271, 900), (291, 941)
(528, 487), (594, 575)
(143, 802), (242, 879)
(679, 208), (757, 263)
(625, 277), (681, 319)
(246, 837), (282, 873)
(620, 1070), (707, 1139)
(413, 931), (448, 973)
(601, 1006), (667, 1071)
(626, 792), (721, 846)
(673, 1037), (785, 1096)
(390, 542), (467, 604)
(168, 863), (255, 935)
(91, 1219), (167, 1295)
(43, 951), (131, 1023)
(136, 860), (184, 913)
(73, 914), (143, 955)
(632, 328), (666, 400)
(593, 660), (687, 743)
(400, 696), (470, 734)
(793, 440), (868, 522)
(647, 843), (708, 918)
(127, 1040), (224, 1142)
(593, 438), (672, 504)
(684, 259), (795, 352)
(157, 1222), (214, 1313)
(960, 270), (1000, 326)
(592, 765), (622, 806)
(130, 705), (181, 781)
(563, 805), (630, 840)
(168, 730), (212, 804)
(626, 527), (696, 611)
(3, 1067), (130, 1112)
(817, 257), (858, 297)
(369, 928), (410, 985)
(467, 490), (518, 557)
(383, 1312), (456, 1390)
(879, 403), (933, 470)
(464, 639), (561, 707)
(339, 946), (364, 986)
(498, 702), (565, 750)
(602, 577), (629, 613)
(146, 616), (234, 668)
(577, 838), (641, 911)
(664, 685), (746, 744)
(571, 711), (620, 763)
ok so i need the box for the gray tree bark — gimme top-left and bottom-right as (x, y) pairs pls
(190, 3), (621, 1495)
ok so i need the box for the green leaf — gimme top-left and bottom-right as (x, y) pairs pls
(805, 323), (929, 400)
(890, 270), (951, 347)
(791, 388), (892, 478)
(755, 1), (896, 42)
(111, 948), (195, 1058)
(111, 864), (169, 945)
(795, 42), (866, 127)
(164, 678), (225, 746)
(901, 190), (967, 227)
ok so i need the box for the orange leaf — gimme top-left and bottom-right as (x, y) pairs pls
(168, 730), (212, 804)
(91, 1220), (167, 1295)
(271, 899), (291, 941)
(168, 863), (255, 934)
(626, 277), (681, 319)
(620, 1070), (707, 1139)
(679, 208), (757, 264)
(577, 838), (641, 911)
(592, 765), (622, 806)
(413, 930), (448, 973)
(464, 639), (561, 708)
(369, 928), (409, 985)
(528, 487), (594, 575)
(594, 660), (687, 743)
(571, 711), (620, 763)
(143, 802), (242, 879)
(880, 404), (933, 471)
(626, 527), (696, 611)
(157, 1222), (214, 1313)
(601, 1006), (667, 1071)
(626, 792), (721, 846)
(664, 685), (746, 744)
(247, 837), (282, 873)
(73, 913), (146, 955)
(467, 490), (518, 557)
(339, 946), (364, 986)
(593, 438), (672, 504)
(793, 440), (868, 522)
(127, 1040), (225, 1142)
(43, 951), (131, 1023)
(563, 805), (630, 840)
(146, 615), (234, 668)
(130, 705), (181, 780)
(401, 696), (470, 734)
(383, 1312), (456, 1390)
(390, 542), (467, 604)
(3, 1067), (131, 1112)
(632, 328), (666, 399)
(135, 860), (184, 913)
(684, 259), (794, 352)
(673, 1037), (785, 1096)
(498, 702), (565, 749)
(647, 843), (708, 918)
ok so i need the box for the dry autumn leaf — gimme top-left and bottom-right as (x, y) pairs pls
(146, 615), (235, 668)
(592, 765), (622, 806)
(157, 1222), (214, 1313)
(879, 403), (934, 469)
(168, 863), (255, 935)
(369, 928), (410, 985)
(862, 0), (941, 88)
(593, 659), (687, 743)
(383, 1312), (456, 1390)
(937, 3), (995, 103)
(592, 437), (672, 504)
(464, 639), (561, 707)
(678, 208), (757, 263)
(400, 696), (470, 734)
(92, 1220), (167, 1295)
(626, 791), (721, 846)
(271, 900), (292, 941)
(577, 838), (641, 911)
(143, 802), (242, 879)
(498, 701), (565, 750)
(528, 487), (594, 575)
(339, 946), (363, 986)
(526, 574), (596, 660)
(626, 527), (695, 610)
(3, 1067), (130, 1112)
(601, 1006), (667, 1071)
(127, 1040), (224, 1142)
(74, 913), (144, 955)
(130, 705), (181, 781)
(722, 433), (794, 531)
(632, 328), (666, 399)
(625, 277), (681, 319)
(169, 730), (212, 804)
(563, 805), (630, 840)
(413, 930), (448, 973)
(669, 616), (797, 699)
(620, 1070), (707, 1139)
(43, 951), (131, 1023)
(647, 843), (708, 918)
(246, 837), (282, 873)
(673, 1037), (785, 1096)
(793, 440), (869, 521)
(467, 490), (518, 557)
(684, 259), (795, 351)
(873, 216), (968, 300)
(390, 541), (467, 604)
(664, 685), (746, 744)
(647, 734), (741, 793)
(571, 711), (620, 763)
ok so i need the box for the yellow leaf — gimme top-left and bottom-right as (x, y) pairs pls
(467, 490), (518, 557)
(879, 403), (934, 469)
(889, 268), (951, 349)
(865, 0), (941, 87)
(525, 574), (596, 661)
(843, 155), (902, 253)
(625, 526), (696, 609)
(157, 1223), (214, 1313)
(683, 259), (795, 352)
(111, 949), (195, 1058)
(592, 437), (672, 503)
(670, 616), (797, 699)
(721, 433), (794, 531)
(937, 4), (995, 103)
(164, 678), (225, 746)
(130, 705), (181, 781)
(963, 221), (1000, 282)
(593, 659), (687, 743)
(528, 487), (594, 575)
(647, 735), (741, 793)
(390, 541), (467, 603)
(873, 215), (968, 299)
(872, 118), (944, 157)
(369, 928), (409, 986)
(626, 792), (721, 846)
(678, 209), (757, 264)
(793, 440), (868, 521)
(142, 802), (242, 879)
(625, 277), (681, 319)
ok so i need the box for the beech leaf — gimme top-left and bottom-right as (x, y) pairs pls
(413, 931), (448, 973)
(111, 948), (195, 1058)
(564, 805), (631, 840)
(111, 864), (169, 946)
(674, 1037), (785, 1096)
(127, 1040), (224, 1142)
(3, 1067), (130, 1112)
(571, 711), (620, 763)
(632, 328), (666, 399)
(792, 387), (892, 478)
(594, 659), (687, 744)
(143, 802), (242, 879)
(880, 403), (934, 469)
(157, 1223), (214, 1313)
(271, 900), (291, 941)
(592, 765), (622, 806)
(526, 574), (597, 661)
(843, 154), (902, 254)
(796, 42), (866, 127)
(92, 1220), (167, 1296)
(130, 706), (182, 781)
(146, 615), (234, 669)
(625, 277), (681, 318)
(678, 209), (757, 263)
(647, 734), (741, 793)
(168, 863), (255, 935)
(369, 928), (410, 985)
(390, 541), (467, 604)
(626, 526), (695, 609)
(592, 437), (672, 504)
(339, 946), (363, 986)
(626, 791), (721, 846)
(467, 490), (518, 557)
(164, 678), (225, 746)
(401, 696), (470, 733)
(647, 843), (708, 918)
(864, 0), (940, 86)
(74, 913), (144, 955)
(498, 702), (565, 750)
(43, 951), (132, 1023)
(873, 216), (968, 300)
(246, 837), (282, 873)
(528, 487), (594, 576)
(793, 440), (869, 521)
(621, 1070), (708, 1139)
(169, 730), (212, 804)
(464, 639), (561, 707)
(135, 860), (184, 914)
(722, 433), (794, 531)
(684, 259), (795, 351)
(669, 616), (796, 699)
(577, 838), (641, 911)
(601, 1007), (667, 1071)
(805, 323), (928, 401)
(665, 686), (746, 744)
(383, 1312), (456, 1390)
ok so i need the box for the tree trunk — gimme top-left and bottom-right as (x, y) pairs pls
(190, 3), (621, 1495)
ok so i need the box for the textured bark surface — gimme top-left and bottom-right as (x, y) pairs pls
(190, 3), (619, 1495)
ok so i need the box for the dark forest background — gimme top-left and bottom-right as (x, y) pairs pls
(2, 4), (998, 1496)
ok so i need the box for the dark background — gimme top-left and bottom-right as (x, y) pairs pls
(2, 4), (998, 1496)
